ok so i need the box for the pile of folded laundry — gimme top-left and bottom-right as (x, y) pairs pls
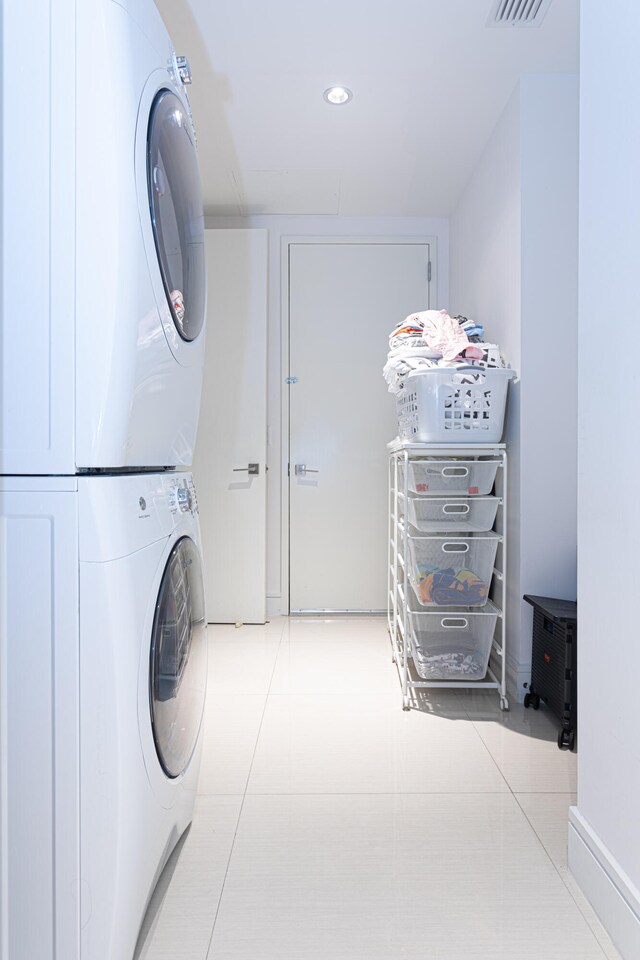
(383, 308), (506, 395)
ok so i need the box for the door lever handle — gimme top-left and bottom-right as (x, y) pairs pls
(233, 463), (260, 475)
(294, 464), (319, 477)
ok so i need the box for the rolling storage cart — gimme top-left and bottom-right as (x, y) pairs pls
(388, 441), (508, 711)
(523, 594), (577, 751)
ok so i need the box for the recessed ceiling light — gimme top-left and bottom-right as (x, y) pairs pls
(323, 86), (352, 105)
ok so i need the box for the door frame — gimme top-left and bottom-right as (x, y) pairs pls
(279, 235), (438, 615)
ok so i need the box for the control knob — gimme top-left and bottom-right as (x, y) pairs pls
(176, 484), (193, 513)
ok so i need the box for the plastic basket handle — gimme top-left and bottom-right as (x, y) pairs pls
(441, 618), (469, 629)
(449, 365), (487, 373)
(442, 542), (469, 553)
(441, 466), (469, 478)
(443, 503), (470, 515)
(452, 365), (517, 380)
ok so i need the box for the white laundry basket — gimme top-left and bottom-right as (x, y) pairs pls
(396, 367), (515, 443)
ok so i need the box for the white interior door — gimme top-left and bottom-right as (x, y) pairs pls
(193, 229), (268, 623)
(289, 241), (432, 612)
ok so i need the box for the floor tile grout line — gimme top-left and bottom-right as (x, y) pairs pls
(199, 785), (578, 796)
(557, 874), (621, 960)
(463, 713), (515, 796)
(204, 622), (285, 958)
(509, 789), (578, 794)
(206, 792), (516, 798)
(238, 789), (514, 796)
(195, 788), (569, 797)
(512, 793), (612, 960)
(466, 708), (576, 795)
(516, 796), (615, 958)
(200, 630), (589, 954)
(162, 620), (592, 960)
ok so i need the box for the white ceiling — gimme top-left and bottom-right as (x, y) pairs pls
(155, 0), (579, 218)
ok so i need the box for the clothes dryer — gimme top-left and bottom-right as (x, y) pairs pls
(0, 472), (208, 960)
(1, 0), (207, 473)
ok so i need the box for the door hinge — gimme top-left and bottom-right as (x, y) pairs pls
(286, 376), (299, 385)
(427, 261), (432, 282)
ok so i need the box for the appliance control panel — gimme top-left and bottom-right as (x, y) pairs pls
(167, 475), (199, 517)
(175, 55), (193, 85)
(168, 52), (197, 139)
(169, 51), (193, 87)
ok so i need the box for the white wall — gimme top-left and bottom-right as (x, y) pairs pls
(206, 215), (449, 613)
(568, 3), (640, 955)
(450, 75), (579, 698)
(519, 74), (579, 653)
(450, 86), (523, 690)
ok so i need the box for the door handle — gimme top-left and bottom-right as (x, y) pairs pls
(233, 463), (260, 475)
(295, 464), (319, 477)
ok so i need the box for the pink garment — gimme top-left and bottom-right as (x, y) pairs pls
(463, 345), (484, 361)
(419, 309), (469, 361)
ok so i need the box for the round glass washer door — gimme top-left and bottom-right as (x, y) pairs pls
(147, 89), (206, 342)
(150, 536), (207, 778)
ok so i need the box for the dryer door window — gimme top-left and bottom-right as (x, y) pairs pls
(147, 89), (206, 342)
(150, 536), (207, 778)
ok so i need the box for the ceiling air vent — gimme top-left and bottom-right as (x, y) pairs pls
(487, 0), (553, 28)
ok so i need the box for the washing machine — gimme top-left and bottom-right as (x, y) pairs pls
(1, 0), (207, 474)
(0, 472), (208, 960)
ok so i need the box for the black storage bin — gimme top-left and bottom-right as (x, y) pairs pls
(523, 594), (577, 751)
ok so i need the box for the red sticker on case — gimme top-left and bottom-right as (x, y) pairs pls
(416, 483), (428, 492)
(468, 486), (479, 495)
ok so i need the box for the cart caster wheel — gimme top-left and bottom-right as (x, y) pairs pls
(532, 694), (541, 710)
(499, 696), (510, 712)
(402, 698), (411, 711)
(558, 728), (575, 751)
(524, 693), (532, 709)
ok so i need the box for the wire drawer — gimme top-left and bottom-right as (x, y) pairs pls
(409, 602), (500, 680)
(400, 459), (499, 496)
(407, 532), (500, 607)
(400, 494), (500, 533)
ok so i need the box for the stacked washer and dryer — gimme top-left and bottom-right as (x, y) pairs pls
(1, 2), (209, 959)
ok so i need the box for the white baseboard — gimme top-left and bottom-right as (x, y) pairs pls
(506, 655), (531, 704)
(569, 806), (640, 960)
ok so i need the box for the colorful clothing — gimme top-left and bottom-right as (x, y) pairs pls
(416, 566), (487, 606)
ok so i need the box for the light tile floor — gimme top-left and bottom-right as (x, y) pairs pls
(135, 617), (621, 960)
